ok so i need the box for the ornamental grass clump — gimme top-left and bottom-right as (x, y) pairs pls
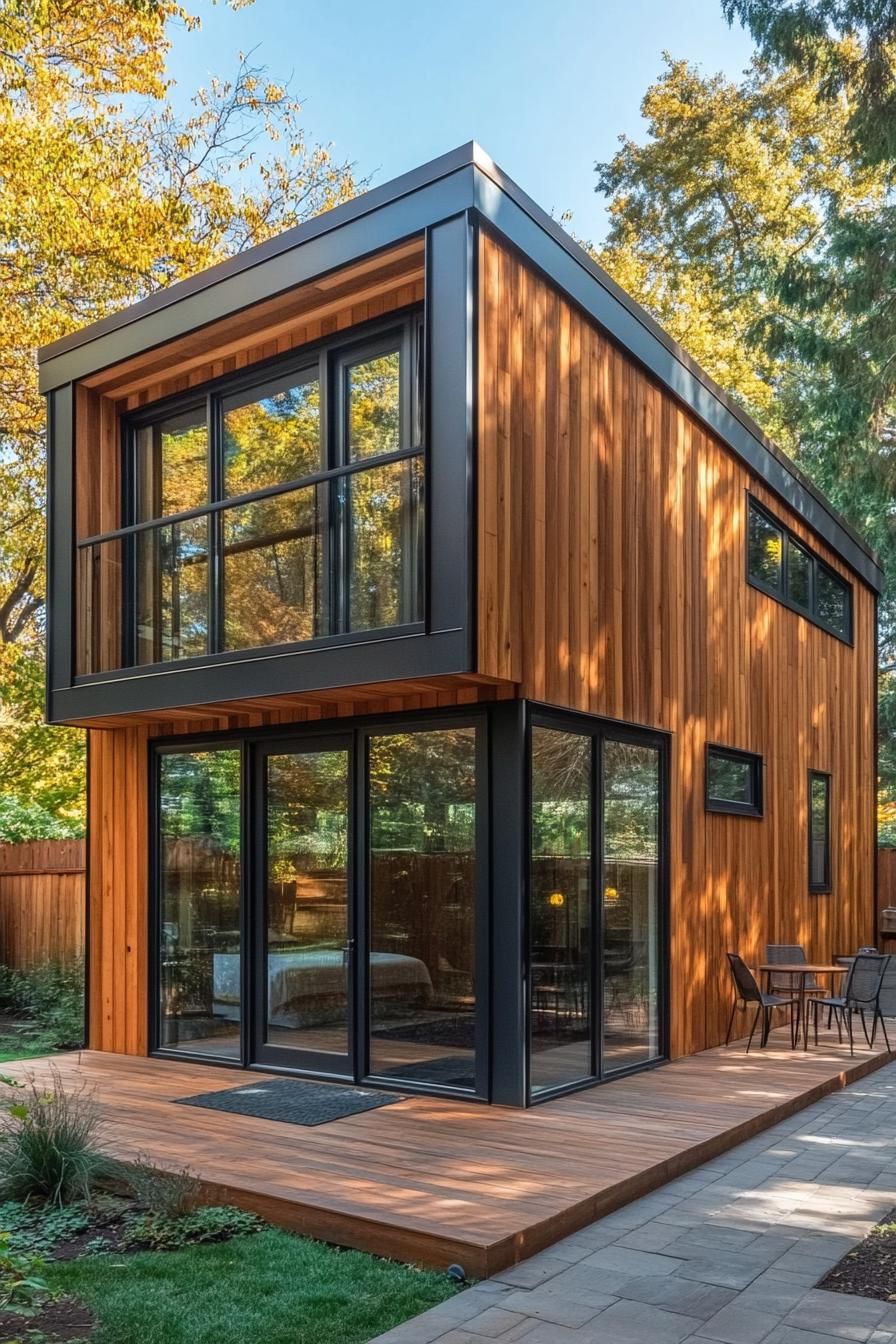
(0, 1067), (106, 1206)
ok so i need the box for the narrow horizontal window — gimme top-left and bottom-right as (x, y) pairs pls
(808, 770), (832, 893)
(706, 744), (763, 817)
(746, 497), (852, 642)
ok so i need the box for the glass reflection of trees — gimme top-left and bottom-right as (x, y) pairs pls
(529, 727), (593, 1094)
(158, 749), (242, 1057)
(603, 741), (660, 1072)
(368, 728), (477, 1090)
(264, 749), (350, 1052)
(93, 322), (424, 676)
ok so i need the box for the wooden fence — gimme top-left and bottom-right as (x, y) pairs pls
(880, 848), (896, 920)
(0, 840), (85, 968)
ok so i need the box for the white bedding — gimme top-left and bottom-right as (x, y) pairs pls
(213, 949), (433, 1025)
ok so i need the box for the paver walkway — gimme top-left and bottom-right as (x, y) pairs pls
(375, 1059), (896, 1344)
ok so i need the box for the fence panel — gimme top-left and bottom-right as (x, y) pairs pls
(0, 840), (85, 968)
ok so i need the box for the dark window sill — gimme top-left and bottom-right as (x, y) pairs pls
(706, 800), (764, 819)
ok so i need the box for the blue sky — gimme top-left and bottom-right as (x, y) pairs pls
(166, 0), (756, 244)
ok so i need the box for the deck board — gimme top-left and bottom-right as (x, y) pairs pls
(5, 1031), (892, 1276)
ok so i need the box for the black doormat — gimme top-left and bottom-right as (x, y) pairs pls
(174, 1078), (402, 1127)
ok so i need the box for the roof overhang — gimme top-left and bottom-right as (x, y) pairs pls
(38, 141), (884, 593)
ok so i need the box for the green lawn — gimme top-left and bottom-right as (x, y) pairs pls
(0, 1027), (58, 1062)
(49, 1228), (459, 1344)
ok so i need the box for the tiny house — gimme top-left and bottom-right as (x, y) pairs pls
(40, 144), (881, 1106)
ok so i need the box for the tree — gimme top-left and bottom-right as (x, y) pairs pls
(594, 53), (883, 453)
(719, 0), (896, 830)
(715, 2), (896, 637)
(0, 0), (357, 828)
(592, 42), (896, 831)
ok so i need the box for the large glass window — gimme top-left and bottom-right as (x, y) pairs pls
(77, 317), (423, 674)
(529, 727), (593, 1095)
(602, 741), (662, 1072)
(263, 747), (350, 1058)
(367, 726), (478, 1091)
(747, 497), (852, 640)
(527, 719), (665, 1097)
(158, 749), (242, 1058)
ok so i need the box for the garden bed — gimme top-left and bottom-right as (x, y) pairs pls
(820, 1207), (896, 1302)
(0, 1067), (460, 1343)
(0, 1203), (459, 1344)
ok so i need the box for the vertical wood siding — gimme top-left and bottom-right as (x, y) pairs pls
(477, 230), (877, 1059)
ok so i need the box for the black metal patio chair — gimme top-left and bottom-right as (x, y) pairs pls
(809, 952), (892, 1056)
(725, 953), (798, 1052)
(765, 944), (823, 996)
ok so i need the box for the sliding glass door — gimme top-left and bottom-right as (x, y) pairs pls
(153, 715), (485, 1096)
(255, 739), (353, 1075)
(528, 713), (666, 1099)
(157, 747), (243, 1058)
(602, 739), (662, 1073)
(366, 725), (480, 1092)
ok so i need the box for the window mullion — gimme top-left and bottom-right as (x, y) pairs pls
(324, 350), (344, 637)
(208, 392), (223, 655)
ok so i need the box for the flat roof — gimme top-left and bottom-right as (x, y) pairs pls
(38, 142), (884, 592)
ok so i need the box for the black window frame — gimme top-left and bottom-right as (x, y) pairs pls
(705, 743), (764, 818)
(80, 309), (425, 673)
(147, 702), (491, 1103)
(808, 769), (833, 894)
(523, 703), (671, 1105)
(746, 494), (853, 644)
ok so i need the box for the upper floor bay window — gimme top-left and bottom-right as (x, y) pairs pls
(77, 316), (424, 673)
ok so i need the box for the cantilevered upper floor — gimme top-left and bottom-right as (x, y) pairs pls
(40, 142), (884, 726)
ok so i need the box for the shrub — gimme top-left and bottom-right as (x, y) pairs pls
(121, 1205), (264, 1252)
(0, 798), (83, 845)
(0, 1200), (90, 1256)
(122, 1160), (203, 1221)
(0, 1067), (106, 1205)
(0, 1230), (55, 1317)
(0, 961), (85, 1050)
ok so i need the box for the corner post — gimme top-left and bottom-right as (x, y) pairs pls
(489, 698), (528, 1105)
(425, 211), (476, 665)
(46, 383), (75, 720)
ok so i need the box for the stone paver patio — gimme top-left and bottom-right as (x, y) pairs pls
(375, 1059), (896, 1344)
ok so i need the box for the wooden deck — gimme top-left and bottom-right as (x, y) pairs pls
(6, 1032), (892, 1278)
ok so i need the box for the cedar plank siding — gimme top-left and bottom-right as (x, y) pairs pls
(476, 231), (876, 1060)
(80, 224), (875, 1065)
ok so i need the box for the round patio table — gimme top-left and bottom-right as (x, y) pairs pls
(758, 963), (847, 1051)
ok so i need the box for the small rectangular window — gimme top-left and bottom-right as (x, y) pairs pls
(808, 770), (832, 892)
(706, 744), (763, 817)
(747, 497), (852, 642)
